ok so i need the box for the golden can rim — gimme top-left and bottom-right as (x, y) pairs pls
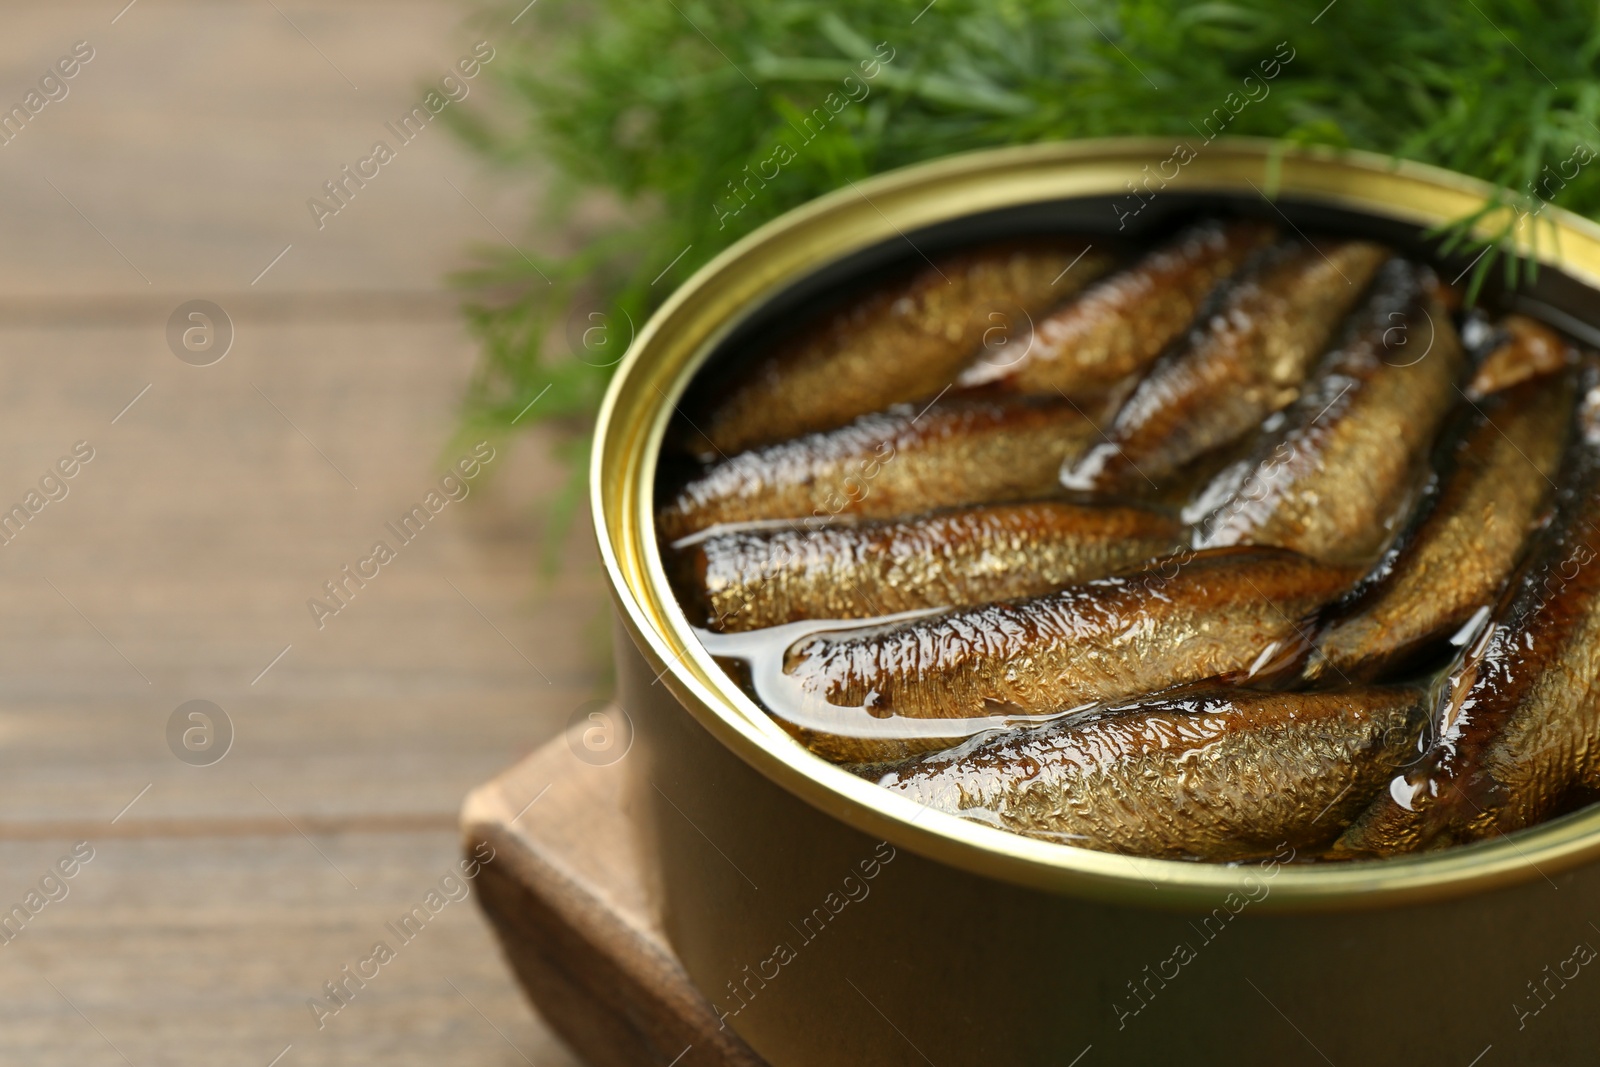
(591, 136), (1600, 911)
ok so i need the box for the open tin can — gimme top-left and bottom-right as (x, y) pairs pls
(591, 138), (1600, 1065)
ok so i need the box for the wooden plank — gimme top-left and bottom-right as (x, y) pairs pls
(0, 316), (606, 822)
(0, 832), (585, 1067)
(464, 737), (771, 1067)
(0, 301), (603, 1067)
(0, 3), (600, 1063)
(0, 1), (543, 299)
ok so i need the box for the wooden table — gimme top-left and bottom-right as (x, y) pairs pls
(464, 736), (769, 1067)
(0, 3), (595, 1063)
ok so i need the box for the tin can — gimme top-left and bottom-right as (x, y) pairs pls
(592, 139), (1600, 1065)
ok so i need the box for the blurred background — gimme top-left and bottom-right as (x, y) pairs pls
(0, 0), (1591, 1062)
(0, 3), (593, 1063)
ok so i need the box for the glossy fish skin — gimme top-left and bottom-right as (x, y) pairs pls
(656, 398), (1096, 542)
(1190, 259), (1467, 567)
(1308, 371), (1575, 683)
(879, 686), (1426, 860)
(674, 501), (1184, 633)
(1467, 314), (1575, 399)
(957, 219), (1277, 396)
(777, 547), (1358, 755)
(1063, 239), (1390, 495)
(1334, 379), (1600, 857)
(696, 240), (1114, 456)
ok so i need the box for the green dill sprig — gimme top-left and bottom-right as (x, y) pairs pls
(449, 0), (1600, 549)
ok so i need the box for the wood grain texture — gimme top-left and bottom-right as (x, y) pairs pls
(0, 318), (604, 1066)
(464, 737), (770, 1067)
(0, 2), (603, 1063)
(0, 2), (547, 298)
(0, 833), (585, 1067)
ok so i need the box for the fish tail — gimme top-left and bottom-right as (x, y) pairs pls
(1327, 798), (1405, 857)
(1220, 620), (1319, 689)
(1298, 646), (1332, 686)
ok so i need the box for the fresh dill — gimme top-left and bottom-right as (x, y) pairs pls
(449, 0), (1600, 539)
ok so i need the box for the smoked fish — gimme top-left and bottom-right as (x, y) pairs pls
(672, 500), (1184, 633)
(695, 240), (1114, 456)
(1308, 371), (1574, 682)
(1189, 259), (1466, 566)
(1335, 378), (1600, 855)
(657, 398), (1096, 542)
(958, 219), (1277, 396)
(763, 546), (1358, 763)
(1467, 314), (1575, 399)
(1062, 239), (1390, 494)
(880, 685), (1427, 860)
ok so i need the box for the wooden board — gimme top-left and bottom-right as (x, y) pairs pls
(463, 737), (771, 1067)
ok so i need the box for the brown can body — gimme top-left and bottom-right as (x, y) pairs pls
(593, 140), (1600, 1065)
